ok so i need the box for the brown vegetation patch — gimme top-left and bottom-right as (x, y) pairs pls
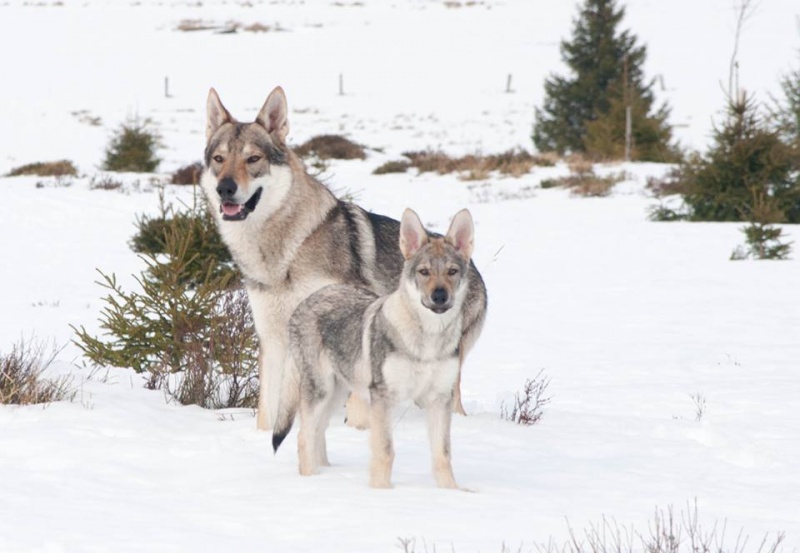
(373, 160), (411, 175)
(294, 135), (367, 160)
(399, 149), (552, 180)
(176, 19), (284, 33)
(541, 170), (624, 197)
(171, 162), (205, 185)
(7, 160), (78, 178)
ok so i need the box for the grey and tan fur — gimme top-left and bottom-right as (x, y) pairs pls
(273, 208), (477, 488)
(202, 86), (486, 431)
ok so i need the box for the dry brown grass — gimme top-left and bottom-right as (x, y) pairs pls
(1, 338), (74, 405)
(7, 160), (78, 177)
(541, 168), (624, 197)
(176, 19), (283, 33)
(294, 134), (367, 160)
(567, 157), (594, 177)
(373, 160), (411, 175)
(175, 19), (217, 32)
(399, 149), (552, 180)
(171, 162), (204, 185)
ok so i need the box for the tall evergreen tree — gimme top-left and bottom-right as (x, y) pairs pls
(533, 0), (676, 161)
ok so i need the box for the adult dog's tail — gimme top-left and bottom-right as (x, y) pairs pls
(272, 356), (300, 453)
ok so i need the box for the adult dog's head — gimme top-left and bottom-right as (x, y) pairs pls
(202, 86), (293, 223)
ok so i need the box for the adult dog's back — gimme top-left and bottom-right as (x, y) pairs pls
(202, 86), (487, 429)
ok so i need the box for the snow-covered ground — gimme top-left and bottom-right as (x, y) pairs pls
(1, 1), (800, 552)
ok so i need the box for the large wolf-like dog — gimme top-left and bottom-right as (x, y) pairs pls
(202, 86), (486, 430)
(272, 208), (476, 488)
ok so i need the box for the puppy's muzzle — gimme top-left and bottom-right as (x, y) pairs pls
(428, 287), (450, 314)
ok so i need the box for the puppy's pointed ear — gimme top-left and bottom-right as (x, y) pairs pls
(256, 86), (289, 143)
(445, 209), (474, 260)
(207, 88), (234, 140)
(399, 208), (429, 260)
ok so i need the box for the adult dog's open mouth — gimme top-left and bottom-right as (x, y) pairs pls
(221, 187), (263, 221)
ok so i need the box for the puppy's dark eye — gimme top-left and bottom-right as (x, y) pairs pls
(419, 268), (430, 277)
(447, 268), (459, 276)
(246, 155), (262, 164)
(213, 155), (224, 163)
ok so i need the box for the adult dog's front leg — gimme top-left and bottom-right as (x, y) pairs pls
(256, 335), (288, 430)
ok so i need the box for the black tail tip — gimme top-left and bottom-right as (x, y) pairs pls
(272, 430), (288, 454)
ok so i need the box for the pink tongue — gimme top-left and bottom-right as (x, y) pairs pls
(222, 203), (243, 217)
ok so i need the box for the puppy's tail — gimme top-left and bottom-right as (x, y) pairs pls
(272, 355), (300, 454)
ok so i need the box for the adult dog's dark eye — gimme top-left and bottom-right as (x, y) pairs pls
(419, 268), (430, 277)
(213, 155), (224, 163)
(246, 155), (262, 164)
(447, 268), (459, 276)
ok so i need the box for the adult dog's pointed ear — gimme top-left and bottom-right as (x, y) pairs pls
(256, 86), (289, 144)
(399, 208), (429, 260)
(206, 88), (233, 140)
(445, 209), (474, 260)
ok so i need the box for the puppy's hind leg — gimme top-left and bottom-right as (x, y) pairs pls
(315, 382), (349, 467)
(297, 370), (339, 475)
(297, 399), (320, 476)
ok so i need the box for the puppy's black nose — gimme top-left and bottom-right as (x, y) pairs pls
(431, 288), (448, 305)
(216, 177), (237, 200)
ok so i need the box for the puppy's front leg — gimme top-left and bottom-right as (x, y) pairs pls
(368, 395), (394, 488)
(427, 398), (457, 489)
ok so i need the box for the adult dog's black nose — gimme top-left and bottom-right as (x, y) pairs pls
(216, 177), (237, 200)
(431, 288), (449, 305)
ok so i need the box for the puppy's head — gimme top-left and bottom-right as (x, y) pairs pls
(399, 208), (474, 314)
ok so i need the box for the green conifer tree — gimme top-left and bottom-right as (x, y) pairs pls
(533, 0), (676, 161)
(682, 93), (800, 224)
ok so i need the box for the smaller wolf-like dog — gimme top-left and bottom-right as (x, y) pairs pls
(272, 208), (477, 489)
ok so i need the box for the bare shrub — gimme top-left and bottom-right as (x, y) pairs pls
(373, 160), (411, 175)
(171, 162), (204, 185)
(501, 369), (551, 425)
(89, 175), (124, 191)
(6, 160), (78, 177)
(162, 287), (259, 408)
(689, 392), (706, 422)
(534, 501), (786, 553)
(294, 134), (367, 160)
(0, 338), (74, 405)
(395, 502), (787, 553)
